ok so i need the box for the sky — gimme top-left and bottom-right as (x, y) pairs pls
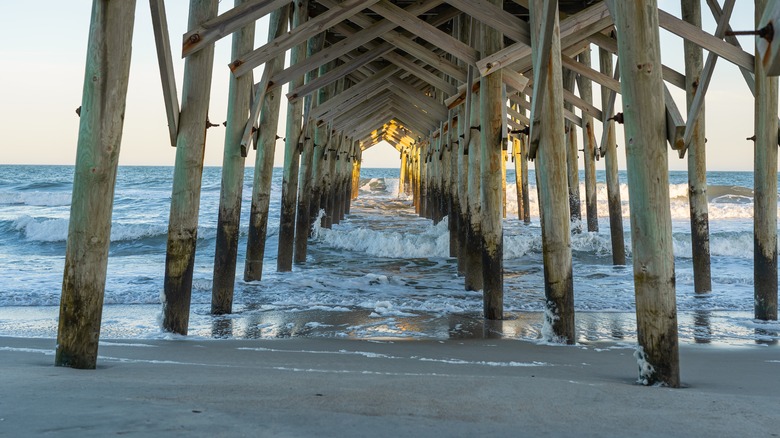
(0, 1), (769, 170)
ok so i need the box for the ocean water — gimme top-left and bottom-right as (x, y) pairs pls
(0, 164), (778, 345)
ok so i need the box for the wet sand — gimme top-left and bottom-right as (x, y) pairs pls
(1, 336), (778, 436)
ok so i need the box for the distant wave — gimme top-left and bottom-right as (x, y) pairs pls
(0, 192), (71, 207)
(315, 217), (450, 258)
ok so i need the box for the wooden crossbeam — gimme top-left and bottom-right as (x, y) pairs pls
(587, 32), (687, 90)
(561, 54), (620, 93)
(231, 0), (380, 76)
(478, 2), (610, 77)
(367, 0), (479, 65)
(287, 43), (394, 103)
(664, 84), (686, 154)
(386, 77), (449, 121)
(657, 8), (754, 72)
(149, 0), (180, 147)
(182, 0), (288, 57)
(680, 0), (736, 153)
(445, 0), (531, 44)
(265, 0), (449, 85)
(311, 65), (399, 119)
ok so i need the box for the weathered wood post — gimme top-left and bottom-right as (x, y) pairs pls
(754, 0), (779, 321)
(529, 0), (574, 343)
(244, 6), (289, 282)
(480, 1), (504, 319)
(399, 149), (408, 196)
(211, 0), (256, 315)
(457, 102), (469, 275)
(599, 47), (626, 265)
(512, 137), (524, 220)
(681, 0), (712, 293)
(294, 34), (326, 264)
(447, 117), (460, 259)
(277, 0), (308, 271)
(465, 79), (484, 292)
(162, 0), (218, 335)
(612, 0), (680, 386)
(326, 133), (341, 226)
(577, 48), (599, 233)
(563, 70), (582, 227)
(520, 134), (531, 224)
(56, 0), (137, 369)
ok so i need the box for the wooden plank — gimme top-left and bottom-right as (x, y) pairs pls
(611, 0), (680, 387)
(56, 0), (137, 370)
(663, 84), (686, 152)
(163, 0), (219, 336)
(183, 0), (288, 57)
(386, 76), (449, 120)
(657, 8), (754, 72)
(311, 66), (399, 119)
(367, 0), (479, 65)
(211, 0), (257, 315)
(232, 0), (380, 75)
(562, 53), (620, 93)
(501, 69), (530, 93)
(149, 0), (180, 146)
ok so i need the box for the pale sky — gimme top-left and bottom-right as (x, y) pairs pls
(0, 1), (768, 170)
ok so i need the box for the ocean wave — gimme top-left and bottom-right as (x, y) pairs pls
(315, 218), (450, 258)
(12, 215), (171, 243)
(0, 192), (71, 206)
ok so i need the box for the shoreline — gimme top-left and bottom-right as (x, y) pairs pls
(1, 335), (777, 436)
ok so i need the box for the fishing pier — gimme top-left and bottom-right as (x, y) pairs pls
(56, 0), (780, 388)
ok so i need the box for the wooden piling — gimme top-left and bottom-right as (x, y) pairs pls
(512, 137), (524, 220)
(612, 0), (680, 386)
(577, 48), (599, 233)
(520, 135), (531, 224)
(530, 0), (574, 343)
(754, 0), (779, 321)
(244, 6), (289, 282)
(293, 34), (326, 264)
(277, 0), (308, 272)
(681, 0), (712, 293)
(480, 0), (504, 319)
(598, 47), (626, 265)
(211, 0), (256, 315)
(162, 0), (218, 335)
(399, 150), (408, 197)
(563, 69), (582, 227)
(56, 0), (137, 369)
(465, 80), (484, 292)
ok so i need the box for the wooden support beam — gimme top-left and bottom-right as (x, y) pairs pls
(287, 43), (393, 103)
(682, 0), (712, 294)
(680, 0), (736, 153)
(446, 0), (531, 44)
(256, 0), (447, 82)
(663, 84), (686, 153)
(588, 31), (687, 90)
(231, 0), (380, 75)
(577, 48), (598, 232)
(311, 66), (399, 119)
(527, 0), (558, 157)
(211, 0), (256, 316)
(598, 47), (625, 265)
(367, 0), (479, 65)
(244, 6), (289, 282)
(611, 0), (680, 387)
(182, 0), (288, 57)
(754, 0), (779, 322)
(657, 8), (754, 72)
(277, 0), (308, 272)
(56, 0), (137, 369)
(563, 69), (581, 227)
(162, 0), (218, 336)
(478, 2), (611, 77)
(149, 0), (180, 146)
(480, 0), (504, 319)
(530, 0), (574, 344)
(385, 76), (449, 120)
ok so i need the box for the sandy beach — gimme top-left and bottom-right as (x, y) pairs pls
(1, 336), (777, 437)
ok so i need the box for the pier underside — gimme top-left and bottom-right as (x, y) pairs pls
(56, 0), (780, 388)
